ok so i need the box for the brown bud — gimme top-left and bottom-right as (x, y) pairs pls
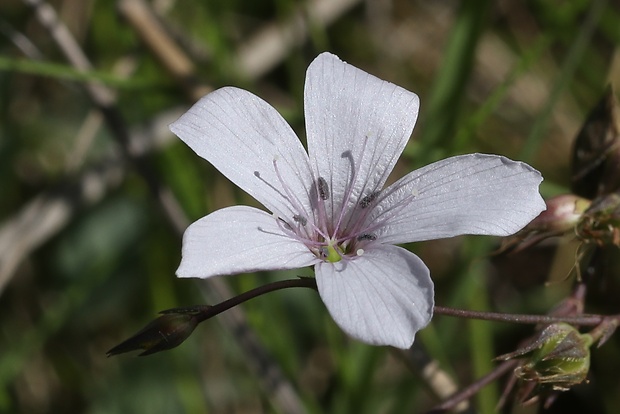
(107, 306), (209, 357)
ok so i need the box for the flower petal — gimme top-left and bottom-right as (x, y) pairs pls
(372, 154), (546, 244)
(315, 245), (434, 348)
(304, 52), (420, 222)
(170, 87), (315, 221)
(177, 206), (318, 278)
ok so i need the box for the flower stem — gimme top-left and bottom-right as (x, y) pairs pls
(187, 278), (617, 328)
(193, 277), (318, 323)
(433, 306), (612, 326)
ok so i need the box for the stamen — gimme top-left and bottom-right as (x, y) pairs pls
(273, 214), (326, 249)
(332, 137), (371, 236)
(253, 171), (290, 201)
(270, 158), (329, 240)
(293, 214), (307, 226)
(357, 233), (377, 241)
(274, 215), (293, 233)
(361, 184), (423, 236)
(271, 160), (307, 217)
(317, 177), (330, 200)
(356, 249), (364, 256)
(359, 191), (380, 208)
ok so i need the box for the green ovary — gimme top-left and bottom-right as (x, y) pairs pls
(325, 242), (343, 263)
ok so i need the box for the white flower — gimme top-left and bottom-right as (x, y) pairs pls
(169, 52), (545, 349)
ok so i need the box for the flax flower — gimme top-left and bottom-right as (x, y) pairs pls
(169, 52), (545, 349)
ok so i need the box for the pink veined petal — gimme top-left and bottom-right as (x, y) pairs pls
(304, 52), (420, 226)
(177, 206), (319, 279)
(315, 245), (434, 349)
(372, 154), (546, 245)
(170, 87), (315, 221)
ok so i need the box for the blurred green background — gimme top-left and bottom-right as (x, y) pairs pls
(2, 0), (620, 413)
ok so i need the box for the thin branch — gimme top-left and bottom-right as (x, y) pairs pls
(117, 0), (211, 102)
(234, 0), (362, 80)
(427, 360), (519, 413)
(396, 343), (471, 413)
(0, 160), (124, 291)
(434, 306), (612, 327)
(0, 108), (181, 294)
(0, 18), (44, 59)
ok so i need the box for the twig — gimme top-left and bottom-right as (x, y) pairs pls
(66, 57), (139, 172)
(396, 343), (471, 413)
(0, 18), (44, 59)
(427, 360), (519, 413)
(119, 0), (363, 92)
(117, 0), (211, 101)
(0, 107), (181, 294)
(0, 160), (124, 291)
(234, 0), (362, 80)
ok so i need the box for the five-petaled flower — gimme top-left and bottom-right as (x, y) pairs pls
(169, 52), (545, 349)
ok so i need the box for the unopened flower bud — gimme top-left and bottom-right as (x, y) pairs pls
(499, 195), (590, 252)
(530, 195), (590, 233)
(497, 323), (592, 391)
(107, 306), (209, 357)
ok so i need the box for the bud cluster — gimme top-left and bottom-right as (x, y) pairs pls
(498, 323), (593, 392)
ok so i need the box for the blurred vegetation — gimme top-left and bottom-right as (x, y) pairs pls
(1, 0), (620, 413)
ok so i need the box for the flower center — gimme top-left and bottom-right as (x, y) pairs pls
(269, 149), (385, 263)
(322, 239), (343, 263)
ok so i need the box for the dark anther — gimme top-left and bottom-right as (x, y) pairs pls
(277, 218), (292, 230)
(359, 191), (380, 208)
(293, 214), (308, 226)
(357, 233), (377, 241)
(317, 177), (330, 200)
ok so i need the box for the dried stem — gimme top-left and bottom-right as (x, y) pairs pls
(0, 108), (180, 294)
(234, 0), (362, 79)
(427, 360), (520, 413)
(117, 0), (211, 101)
